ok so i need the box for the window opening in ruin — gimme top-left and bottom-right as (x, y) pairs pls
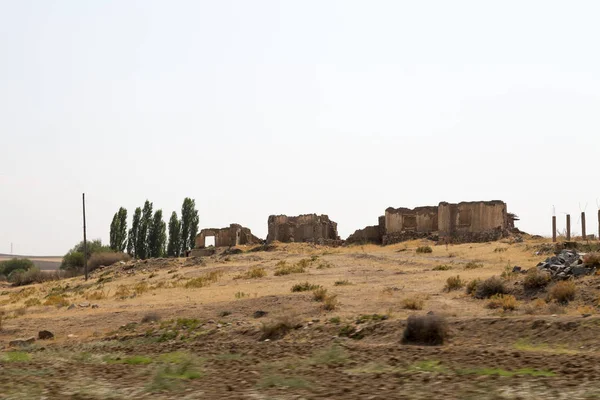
(204, 236), (215, 248)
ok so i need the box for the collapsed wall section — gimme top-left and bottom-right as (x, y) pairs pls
(267, 214), (340, 245)
(438, 200), (509, 243)
(195, 223), (261, 249)
(346, 216), (385, 244)
(383, 206), (439, 245)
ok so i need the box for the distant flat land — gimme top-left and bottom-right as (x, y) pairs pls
(0, 254), (61, 270)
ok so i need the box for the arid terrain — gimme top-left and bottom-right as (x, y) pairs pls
(2, 238), (600, 399)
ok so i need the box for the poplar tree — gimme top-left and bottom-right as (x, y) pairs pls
(137, 200), (153, 260)
(117, 207), (128, 252)
(148, 210), (166, 258)
(109, 212), (119, 251)
(180, 198), (199, 254)
(128, 207), (142, 258)
(167, 211), (181, 257)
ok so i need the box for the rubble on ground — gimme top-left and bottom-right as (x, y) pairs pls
(536, 249), (596, 279)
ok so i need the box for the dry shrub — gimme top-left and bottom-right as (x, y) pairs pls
(523, 269), (551, 290)
(464, 262), (483, 270)
(322, 294), (339, 311)
(44, 294), (69, 307)
(85, 290), (108, 301)
(433, 264), (452, 271)
(184, 271), (223, 288)
(235, 267), (267, 280)
(274, 263), (306, 276)
(523, 298), (546, 314)
(416, 246), (433, 254)
(465, 279), (481, 296)
(444, 275), (465, 291)
(475, 276), (506, 299)
(313, 288), (328, 301)
(24, 298), (41, 307)
(114, 285), (131, 299)
(141, 312), (161, 323)
(134, 282), (149, 295)
(291, 282), (321, 292)
(260, 315), (302, 340)
(402, 296), (424, 310)
(402, 314), (448, 346)
(548, 280), (576, 304)
(487, 294), (518, 311)
(10, 268), (60, 287)
(88, 252), (131, 272)
(546, 301), (566, 314)
(577, 305), (595, 316)
(583, 252), (600, 267)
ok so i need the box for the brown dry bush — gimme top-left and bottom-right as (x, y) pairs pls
(85, 290), (108, 301)
(487, 294), (518, 311)
(465, 278), (481, 296)
(313, 288), (328, 301)
(583, 252), (600, 267)
(523, 269), (551, 290)
(416, 246), (433, 254)
(475, 276), (506, 299)
(402, 314), (448, 346)
(322, 294), (339, 311)
(88, 252), (131, 272)
(44, 295), (69, 307)
(184, 271), (223, 288)
(141, 312), (161, 323)
(401, 296), (425, 310)
(234, 267), (267, 280)
(548, 280), (576, 304)
(444, 275), (465, 291)
(260, 315), (302, 340)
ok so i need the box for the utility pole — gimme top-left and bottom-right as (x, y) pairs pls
(83, 193), (88, 281)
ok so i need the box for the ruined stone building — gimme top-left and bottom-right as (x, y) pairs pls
(347, 200), (513, 245)
(194, 224), (261, 249)
(266, 214), (340, 244)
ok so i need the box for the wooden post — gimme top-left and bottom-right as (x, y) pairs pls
(83, 193), (88, 281)
(566, 214), (571, 241)
(552, 216), (557, 242)
(582, 212), (586, 240)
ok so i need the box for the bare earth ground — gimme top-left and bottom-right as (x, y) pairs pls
(1, 238), (600, 399)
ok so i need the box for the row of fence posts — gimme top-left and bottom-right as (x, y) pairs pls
(552, 210), (600, 242)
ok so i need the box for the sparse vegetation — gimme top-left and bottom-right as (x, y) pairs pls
(85, 290), (108, 301)
(402, 296), (425, 310)
(402, 314), (448, 345)
(416, 246), (433, 254)
(291, 282), (321, 292)
(444, 275), (465, 291)
(274, 262), (306, 276)
(487, 294), (518, 311)
(523, 269), (551, 289)
(475, 276), (506, 299)
(433, 264), (452, 271)
(583, 252), (600, 267)
(43, 294), (69, 307)
(260, 316), (301, 340)
(464, 261), (483, 270)
(548, 280), (576, 304)
(322, 294), (338, 311)
(334, 280), (352, 286)
(141, 312), (161, 323)
(114, 285), (131, 299)
(465, 278), (481, 296)
(309, 345), (348, 365)
(235, 267), (267, 279)
(184, 271), (223, 288)
(317, 260), (333, 269)
(312, 287), (328, 301)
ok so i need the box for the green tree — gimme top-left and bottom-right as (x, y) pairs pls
(109, 212), (119, 251)
(167, 211), (181, 257)
(127, 207), (141, 257)
(180, 198), (199, 254)
(60, 239), (111, 270)
(117, 207), (128, 252)
(148, 210), (167, 258)
(0, 258), (34, 277)
(136, 200), (153, 260)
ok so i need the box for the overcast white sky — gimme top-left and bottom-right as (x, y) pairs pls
(1, 1), (599, 255)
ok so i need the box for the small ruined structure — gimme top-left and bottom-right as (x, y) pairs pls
(266, 214), (340, 245)
(347, 200), (514, 245)
(194, 224), (261, 249)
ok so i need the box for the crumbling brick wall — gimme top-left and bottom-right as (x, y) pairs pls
(266, 214), (340, 244)
(346, 216), (385, 244)
(438, 201), (509, 243)
(195, 224), (261, 248)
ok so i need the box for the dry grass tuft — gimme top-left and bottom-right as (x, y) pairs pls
(464, 261), (483, 270)
(523, 269), (551, 290)
(260, 315), (302, 340)
(43, 294), (69, 307)
(114, 285), (131, 299)
(313, 287), (328, 302)
(487, 294), (518, 311)
(235, 267), (267, 280)
(465, 278), (481, 296)
(475, 276), (506, 299)
(402, 314), (448, 346)
(291, 282), (321, 292)
(184, 271), (223, 288)
(401, 296), (425, 310)
(433, 264), (452, 271)
(85, 290), (108, 301)
(274, 262), (306, 276)
(416, 246), (433, 254)
(444, 275), (465, 291)
(322, 294), (339, 311)
(548, 280), (576, 304)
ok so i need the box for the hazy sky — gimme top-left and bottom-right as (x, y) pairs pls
(1, 1), (599, 255)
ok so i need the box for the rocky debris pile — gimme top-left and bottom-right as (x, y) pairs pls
(536, 249), (596, 279)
